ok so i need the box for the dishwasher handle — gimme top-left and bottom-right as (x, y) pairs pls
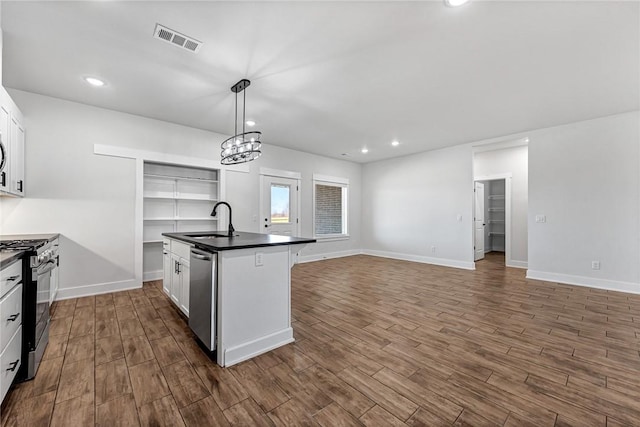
(191, 250), (212, 261)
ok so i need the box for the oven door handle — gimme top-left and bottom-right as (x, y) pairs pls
(37, 260), (57, 275)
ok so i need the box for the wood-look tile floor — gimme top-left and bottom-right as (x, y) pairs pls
(3, 252), (640, 426)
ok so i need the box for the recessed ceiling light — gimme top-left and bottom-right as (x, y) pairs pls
(84, 77), (105, 87)
(361, 148), (369, 154)
(444, 0), (470, 7)
(391, 140), (400, 147)
(245, 120), (256, 127)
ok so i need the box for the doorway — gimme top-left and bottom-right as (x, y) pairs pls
(260, 169), (301, 236)
(474, 178), (507, 262)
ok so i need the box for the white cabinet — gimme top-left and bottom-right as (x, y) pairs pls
(10, 116), (24, 196)
(162, 242), (171, 296)
(0, 259), (23, 403)
(179, 262), (190, 316)
(0, 88), (25, 198)
(0, 105), (10, 194)
(162, 238), (191, 317)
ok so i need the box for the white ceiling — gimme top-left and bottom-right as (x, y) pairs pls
(2, 1), (638, 163)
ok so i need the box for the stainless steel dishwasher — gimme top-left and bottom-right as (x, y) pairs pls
(189, 247), (217, 351)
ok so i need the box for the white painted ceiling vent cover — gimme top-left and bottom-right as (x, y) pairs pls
(153, 24), (202, 53)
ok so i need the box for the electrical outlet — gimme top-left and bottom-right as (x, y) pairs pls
(591, 261), (600, 270)
(431, 246), (436, 254)
(252, 215), (257, 222)
(456, 214), (463, 222)
(255, 252), (264, 266)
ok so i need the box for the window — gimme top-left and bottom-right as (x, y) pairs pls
(313, 174), (349, 238)
(270, 184), (290, 224)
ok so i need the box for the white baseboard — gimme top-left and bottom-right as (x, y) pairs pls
(56, 278), (141, 300)
(223, 328), (294, 367)
(507, 260), (528, 269)
(526, 270), (640, 295)
(143, 270), (163, 282)
(298, 249), (362, 264)
(362, 249), (475, 271)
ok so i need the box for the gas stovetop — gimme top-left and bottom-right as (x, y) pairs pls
(0, 239), (48, 252)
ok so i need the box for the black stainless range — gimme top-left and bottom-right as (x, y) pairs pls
(0, 238), (57, 381)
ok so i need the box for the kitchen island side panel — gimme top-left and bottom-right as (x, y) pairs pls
(217, 245), (293, 366)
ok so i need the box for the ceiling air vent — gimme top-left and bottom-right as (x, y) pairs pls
(153, 24), (202, 53)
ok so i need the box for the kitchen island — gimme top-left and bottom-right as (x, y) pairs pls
(162, 231), (315, 367)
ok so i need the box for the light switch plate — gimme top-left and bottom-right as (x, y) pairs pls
(535, 215), (546, 223)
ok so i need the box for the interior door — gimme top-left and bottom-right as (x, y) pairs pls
(474, 182), (485, 261)
(261, 176), (299, 236)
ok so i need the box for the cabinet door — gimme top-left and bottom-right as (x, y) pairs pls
(10, 116), (24, 196)
(170, 254), (180, 305)
(0, 106), (9, 193)
(162, 250), (171, 296)
(179, 259), (190, 317)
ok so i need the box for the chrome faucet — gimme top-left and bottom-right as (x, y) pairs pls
(211, 202), (235, 237)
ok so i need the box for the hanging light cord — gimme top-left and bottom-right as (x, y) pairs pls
(242, 89), (246, 136)
(234, 90), (238, 140)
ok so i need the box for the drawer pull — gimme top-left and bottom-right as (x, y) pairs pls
(6, 276), (19, 282)
(7, 313), (19, 322)
(6, 360), (19, 372)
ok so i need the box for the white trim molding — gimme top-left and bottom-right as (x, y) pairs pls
(507, 260), (528, 269)
(56, 279), (140, 301)
(363, 249), (476, 271)
(313, 174), (349, 185)
(259, 167), (302, 180)
(223, 328), (294, 367)
(298, 249), (362, 264)
(143, 270), (163, 282)
(526, 270), (640, 295)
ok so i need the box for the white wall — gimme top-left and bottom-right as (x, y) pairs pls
(362, 144), (475, 270)
(0, 89), (361, 298)
(0, 1), (4, 85)
(226, 145), (362, 263)
(474, 145), (528, 266)
(527, 111), (640, 292)
(360, 111), (639, 293)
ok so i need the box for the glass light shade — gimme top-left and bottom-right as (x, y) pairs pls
(221, 131), (262, 165)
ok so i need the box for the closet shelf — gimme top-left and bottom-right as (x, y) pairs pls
(488, 195), (505, 200)
(488, 220), (505, 223)
(144, 195), (218, 202)
(144, 173), (219, 183)
(489, 232), (505, 236)
(488, 208), (505, 212)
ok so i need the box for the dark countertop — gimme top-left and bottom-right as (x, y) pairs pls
(0, 251), (24, 269)
(0, 233), (60, 242)
(163, 231), (316, 252)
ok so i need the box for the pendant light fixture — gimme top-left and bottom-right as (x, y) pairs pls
(220, 79), (262, 165)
